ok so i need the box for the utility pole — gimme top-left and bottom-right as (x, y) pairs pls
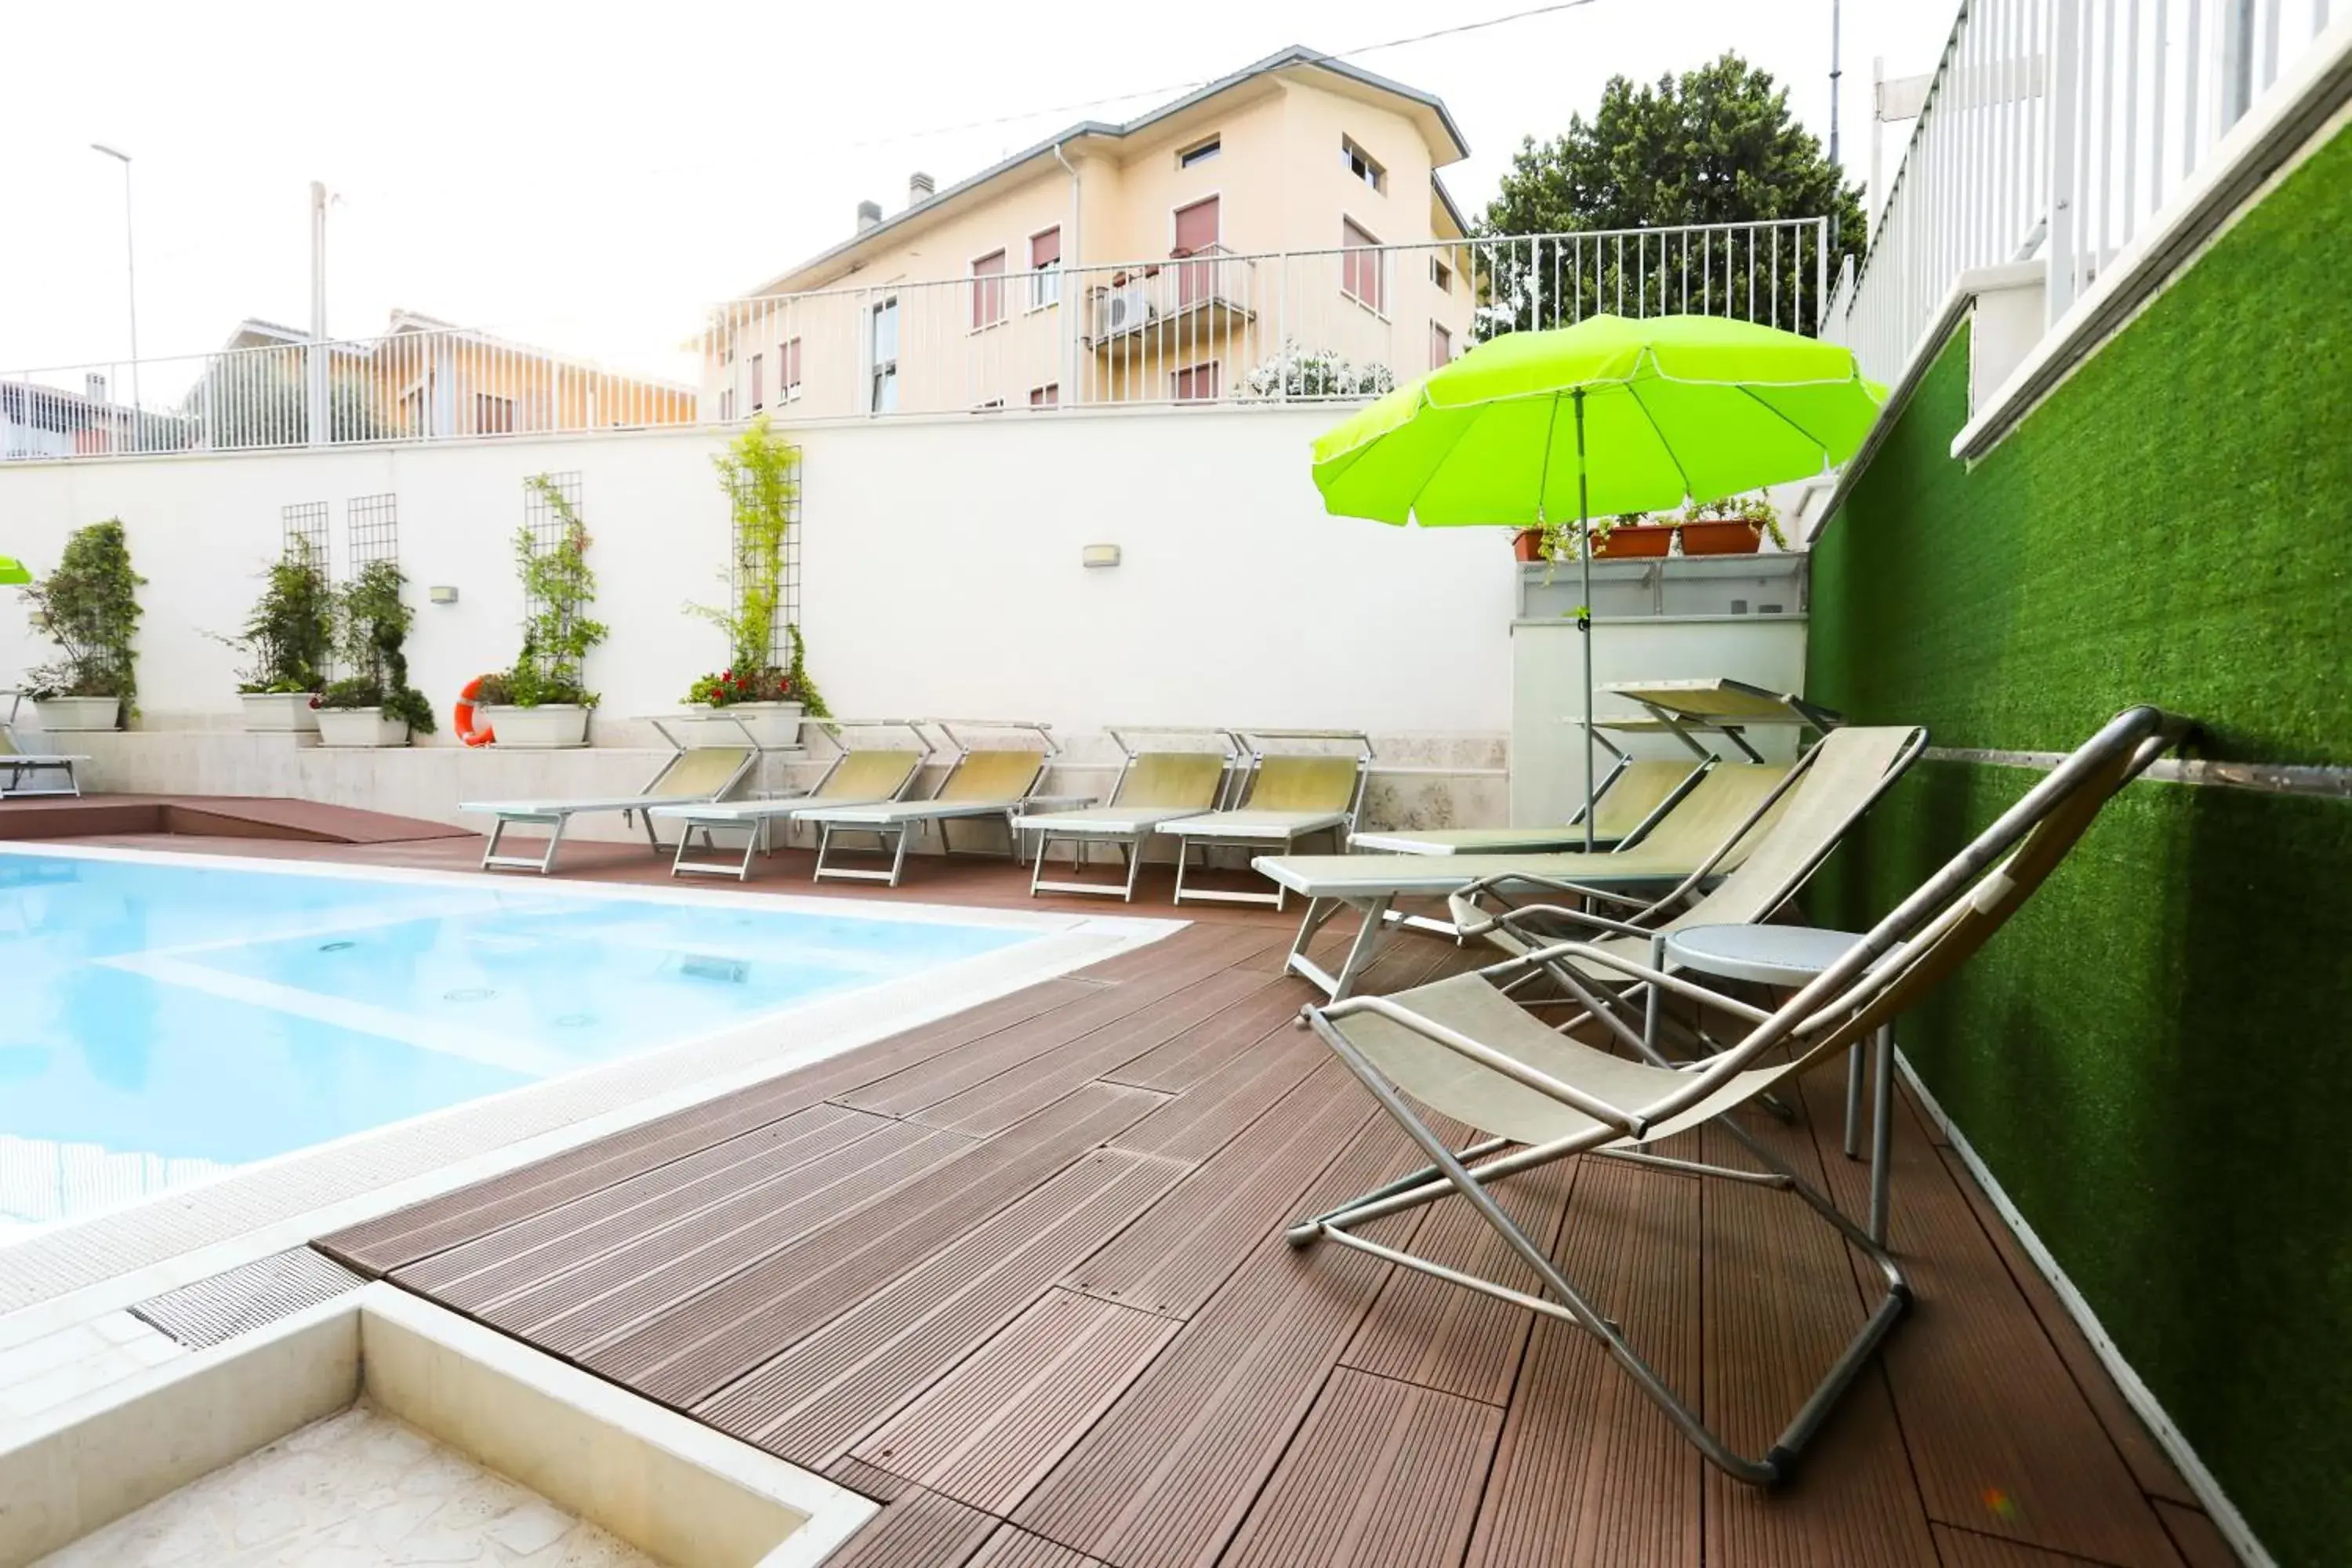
(89, 143), (139, 448)
(1830, 0), (1844, 168)
(308, 180), (330, 446)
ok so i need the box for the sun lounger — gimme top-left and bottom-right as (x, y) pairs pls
(462, 717), (760, 874)
(1157, 731), (1373, 909)
(1350, 757), (1706, 855)
(800, 720), (1057, 886)
(1018, 728), (1236, 900)
(651, 723), (931, 880)
(0, 706), (88, 799)
(1260, 728), (1922, 1000)
(1285, 705), (2185, 1488)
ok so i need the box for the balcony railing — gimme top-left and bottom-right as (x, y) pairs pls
(3, 220), (1832, 461)
(1822, 0), (2339, 387)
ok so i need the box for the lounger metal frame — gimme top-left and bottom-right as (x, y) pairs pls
(478, 714), (760, 874)
(810, 718), (1058, 886)
(1023, 725), (1239, 901)
(1290, 706), (2188, 1488)
(1, 696), (85, 799)
(662, 719), (932, 879)
(1166, 729), (1375, 910)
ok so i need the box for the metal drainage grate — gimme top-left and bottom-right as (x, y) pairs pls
(130, 1247), (365, 1349)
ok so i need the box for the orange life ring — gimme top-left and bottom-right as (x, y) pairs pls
(453, 676), (496, 747)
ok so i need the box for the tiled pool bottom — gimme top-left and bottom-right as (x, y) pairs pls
(0, 844), (1058, 1234)
(35, 1403), (657, 1568)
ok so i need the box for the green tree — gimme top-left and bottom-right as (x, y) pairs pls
(1479, 53), (1864, 336)
(185, 353), (394, 448)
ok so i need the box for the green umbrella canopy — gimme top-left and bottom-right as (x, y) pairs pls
(0, 557), (30, 586)
(1311, 314), (1885, 525)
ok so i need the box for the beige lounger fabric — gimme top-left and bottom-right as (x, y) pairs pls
(1355, 758), (1702, 854)
(461, 745), (754, 816)
(813, 748), (926, 802)
(1021, 751), (1226, 835)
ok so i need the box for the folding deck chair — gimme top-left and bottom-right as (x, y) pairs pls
(652, 720), (931, 880)
(1286, 705), (2187, 1487)
(461, 715), (758, 874)
(1018, 727), (1236, 900)
(1, 697), (88, 799)
(800, 720), (1058, 886)
(1158, 730), (1374, 909)
(1258, 755), (1816, 999)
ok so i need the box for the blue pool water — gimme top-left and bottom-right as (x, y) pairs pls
(0, 848), (1036, 1231)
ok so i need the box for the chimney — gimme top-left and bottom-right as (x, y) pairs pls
(85, 372), (108, 404)
(908, 171), (935, 207)
(855, 199), (884, 233)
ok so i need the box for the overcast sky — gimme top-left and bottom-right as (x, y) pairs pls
(1, 0), (1955, 390)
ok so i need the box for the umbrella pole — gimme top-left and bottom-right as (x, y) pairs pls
(1575, 388), (1595, 853)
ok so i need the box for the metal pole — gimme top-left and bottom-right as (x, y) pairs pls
(1576, 387), (1595, 853)
(1830, 0), (1844, 167)
(90, 143), (139, 448)
(309, 181), (329, 446)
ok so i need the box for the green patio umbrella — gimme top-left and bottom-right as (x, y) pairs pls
(0, 557), (29, 586)
(1312, 314), (1885, 848)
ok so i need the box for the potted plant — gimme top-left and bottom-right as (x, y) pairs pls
(1512, 527), (1549, 563)
(1573, 513), (1674, 560)
(317, 560), (437, 747)
(681, 417), (827, 745)
(18, 519), (143, 731)
(227, 537), (333, 732)
(481, 475), (606, 749)
(1679, 493), (1789, 556)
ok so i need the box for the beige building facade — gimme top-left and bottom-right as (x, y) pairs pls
(710, 47), (1478, 419)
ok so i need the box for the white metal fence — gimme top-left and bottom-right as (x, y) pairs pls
(5, 220), (1832, 461)
(704, 220), (1834, 423)
(1824, 0), (2339, 386)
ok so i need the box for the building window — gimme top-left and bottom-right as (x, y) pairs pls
(1171, 361), (1219, 403)
(869, 297), (899, 413)
(1029, 227), (1062, 309)
(1341, 219), (1385, 314)
(718, 388), (735, 421)
(475, 394), (516, 434)
(971, 249), (1007, 330)
(1030, 383), (1059, 408)
(1431, 322), (1452, 370)
(1432, 256), (1453, 293)
(1342, 137), (1385, 192)
(750, 352), (764, 411)
(1177, 135), (1221, 169)
(780, 336), (802, 401)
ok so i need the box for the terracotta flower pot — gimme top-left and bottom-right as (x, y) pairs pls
(1512, 528), (1548, 563)
(1592, 524), (1675, 559)
(1679, 518), (1767, 556)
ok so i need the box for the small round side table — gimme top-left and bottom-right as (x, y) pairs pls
(1661, 923), (1895, 1246)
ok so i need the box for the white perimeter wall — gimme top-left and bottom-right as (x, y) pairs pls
(0, 408), (1511, 743)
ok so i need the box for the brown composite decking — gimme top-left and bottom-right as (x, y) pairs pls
(276, 877), (2238, 1568)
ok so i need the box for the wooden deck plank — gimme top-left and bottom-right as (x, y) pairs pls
(1929, 1142), (2200, 1508)
(851, 1288), (1181, 1517)
(1011, 1107), (1456, 1568)
(2149, 1501), (2239, 1568)
(318, 978), (1097, 1275)
(1929, 1523), (2122, 1566)
(1102, 973), (1316, 1094)
(1463, 1159), (1702, 1568)
(967, 1526), (1112, 1568)
(394, 1104), (890, 1301)
(906, 968), (1277, 1138)
(1066, 922), (1280, 984)
(1797, 1072), (2186, 1567)
(691, 1149), (1187, 1467)
(1218, 1367), (1501, 1568)
(593, 1083), (1164, 1402)
(1338, 1155), (1577, 1408)
(1698, 1108), (1940, 1568)
(1107, 1015), (1327, 1164)
(822, 1458), (999, 1568)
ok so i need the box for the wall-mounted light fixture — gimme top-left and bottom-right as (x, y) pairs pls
(1081, 544), (1122, 569)
(428, 585), (459, 604)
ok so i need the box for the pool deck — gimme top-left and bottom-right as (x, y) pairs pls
(8, 809), (2240, 1566)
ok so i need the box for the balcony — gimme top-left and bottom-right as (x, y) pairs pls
(1081, 245), (1258, 364)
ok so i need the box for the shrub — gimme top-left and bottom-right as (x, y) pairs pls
(319, 560), (436, 733)
(20, 519), (143, 711)
(228, 537), (334, 694)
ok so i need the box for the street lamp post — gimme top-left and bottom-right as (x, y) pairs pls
(89, 143), (139, 450)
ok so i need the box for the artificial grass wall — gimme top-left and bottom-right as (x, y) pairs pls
(1806, 125), (2352, 1567)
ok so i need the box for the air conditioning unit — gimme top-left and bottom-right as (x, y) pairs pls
(1097, 288), (1153, 336)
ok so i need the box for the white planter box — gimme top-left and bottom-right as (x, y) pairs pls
(481, 704), (591, 749)
(27, 695), (121, 731)
(689, 700), (804, 750)
(316, 707), (412, 747)
(239, 691), (321, 734)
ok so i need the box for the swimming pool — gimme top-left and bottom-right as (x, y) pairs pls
(0, 846), (1045, 1235)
